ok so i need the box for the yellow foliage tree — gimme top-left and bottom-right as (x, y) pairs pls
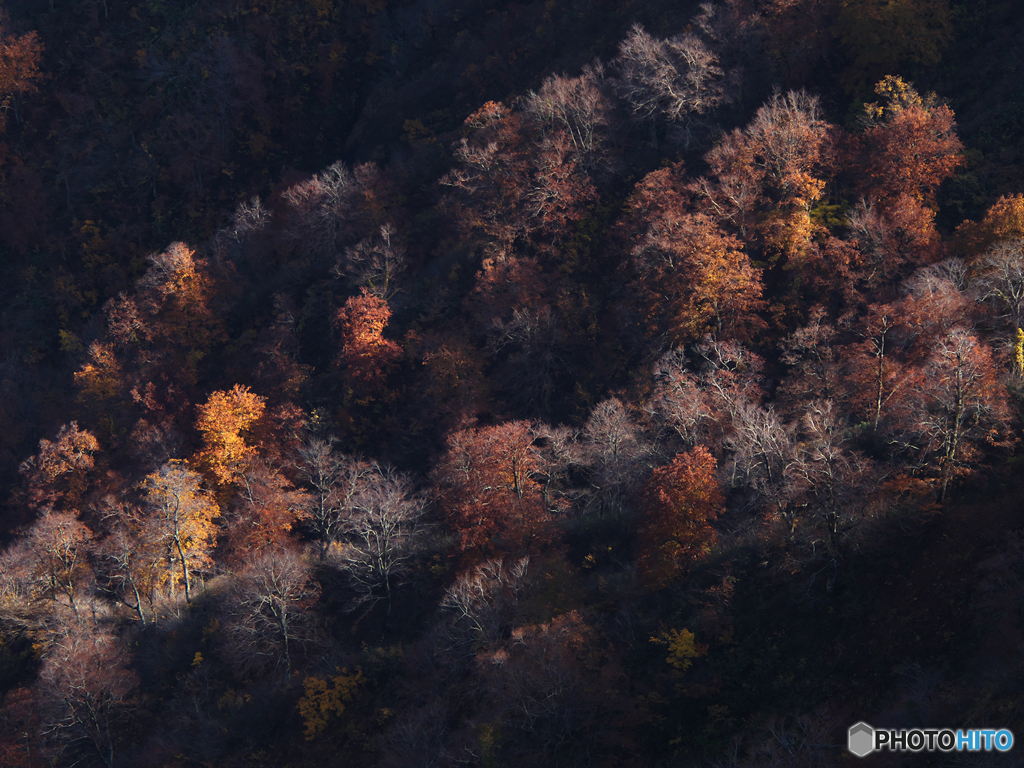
(953, 194), (1024, 258)
(195, 384), (266, 488)
(297, 667), (364, 740)
(1015, 328), (1024, 378)
(74, 342), (123, 403)
(650, 628), (706, 673)
(142, 463), (220, 603)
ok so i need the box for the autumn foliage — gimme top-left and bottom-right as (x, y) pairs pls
(630, 210), (763, 345)
(433, 421), (558, 558)
(142, 463), (220, 603)
(335, 288), (401, 395)
(857, 76), (963, 206)
(0, 26), (43, 132)
(18, 423), (100, 512)
(637, 445), (724, 588)
(1, 2), (1022, 763)
(195, 385), (267, 488)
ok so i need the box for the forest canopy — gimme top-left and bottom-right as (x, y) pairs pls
(1, 0), (1024, 766)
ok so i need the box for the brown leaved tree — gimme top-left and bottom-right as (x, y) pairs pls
(637, 445), (724, 588)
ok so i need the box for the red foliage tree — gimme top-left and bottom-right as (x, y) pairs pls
(857, 76), (963, 207)
(442, 100), (597, 261)
(223, 459), (307, 565)
(840, 302), (914, 435)
(833, 193), (944, 303)
(433, 421), (558, 558)
(637, 446), (724, 588)
(0, 26), (43, 132)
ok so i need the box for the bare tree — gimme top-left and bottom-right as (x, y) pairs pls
(334, 462), (428, 624)
(578, 398), (651, 517)
(614, 24), (728, 145)
(474, 611), (625, 767)
(524, 63), (620, 176)
(785, 400), (875, 589)
(645, 349), (715, 447)
(281, 161), (386, 259)
(488, 305), (563, 412)
(95, 497), (164, 625)
(23, 511), (95, 616)
(335, 222), (409, 301)
(647, 341), (792, 512)
(100, 525), (155, 625)
(220, 547), (320, 681)
(37, 624), (138, 768)
(281, 161), (358, 258)
(438, 557), (531, 658)
(230, 195), (271, 242)
(722, 398), (794, 512)
(777, 306), (841, 414)
(974, 239), (1024, 332)
(910, 329), (1012, 501)
(293, 437), (373, 561)
(379, 699), (453, 768)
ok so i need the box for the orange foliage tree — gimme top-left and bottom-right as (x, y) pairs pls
(637, 446), (724, 588)
(0, 26), (43, 132)
(952, 194), (1024, 258)
(195, 384), (267, 488)
(699, 89), (836, 262)
(630, 210), (763, 346)
(133, 242), (227, 384)
(335, 287), (401, 396)
(19, 423), (100, 511)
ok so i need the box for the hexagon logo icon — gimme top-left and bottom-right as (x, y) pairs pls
(849, 722), (875, 757)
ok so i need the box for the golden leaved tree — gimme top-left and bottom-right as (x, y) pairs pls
(142, 463), (219, 603)
(195, 384), (267, 489)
